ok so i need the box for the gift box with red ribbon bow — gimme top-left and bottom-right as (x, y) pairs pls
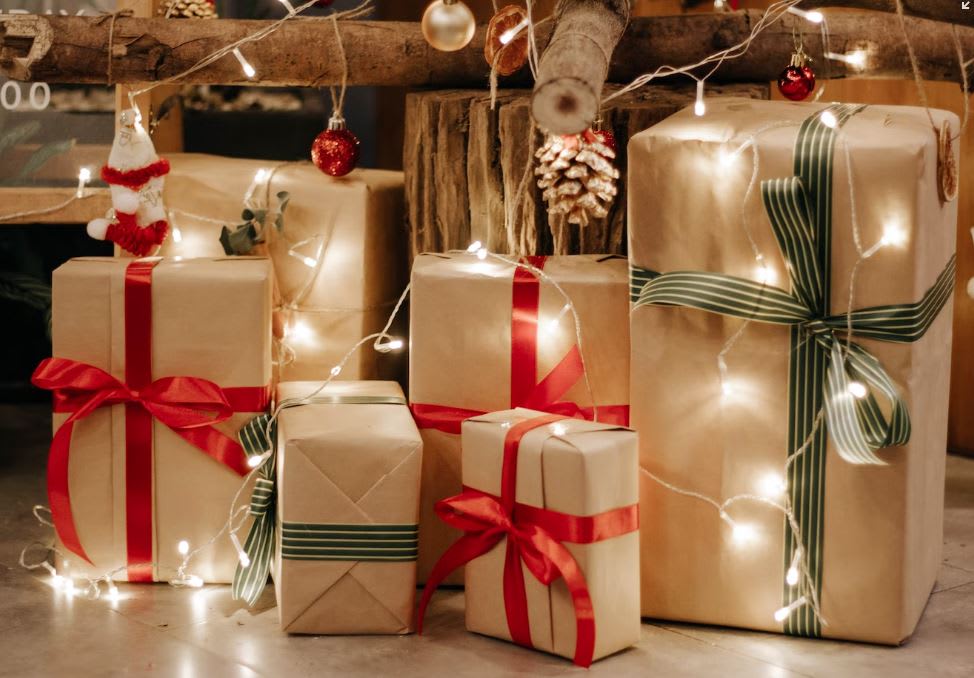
(409, 253), (630, 583)
(418, 409), (640, 666)
(32, 257), (272, 583)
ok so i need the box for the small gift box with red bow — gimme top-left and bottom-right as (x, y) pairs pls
(32, 257), (272, 584)
(409, 253), (630, 583)
(418, 408), (640, 666)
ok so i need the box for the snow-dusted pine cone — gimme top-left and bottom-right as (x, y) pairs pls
(535, 128), (620, 227)
(158, 0), (217, 19)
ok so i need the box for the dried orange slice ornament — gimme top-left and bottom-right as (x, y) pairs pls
(485, 5), (530, 77)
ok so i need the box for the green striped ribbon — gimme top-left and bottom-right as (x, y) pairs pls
(230, 393), (408, 607)
(281, 523), (419, 561)
(630, 104), (955, 636)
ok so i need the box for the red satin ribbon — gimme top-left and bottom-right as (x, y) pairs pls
(416, 414), (639, 668)
(410, 256), (629, 433)
(32, 259), (270, 580)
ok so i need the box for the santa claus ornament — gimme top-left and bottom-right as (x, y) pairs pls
(87, 109), (171, 256)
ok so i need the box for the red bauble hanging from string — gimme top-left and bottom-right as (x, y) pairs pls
(777, 49), (815, 102)
(311, 115), (360, 177)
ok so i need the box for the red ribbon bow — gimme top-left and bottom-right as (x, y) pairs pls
(32, 259), (268, 581)
(410, 256), (629, 433)
(416, 414), (639, 668)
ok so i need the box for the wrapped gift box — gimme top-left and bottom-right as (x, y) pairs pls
(37, 257), (272, 583)
(418, 408), (640, 665)
(273, 381), (422, 634)
(157, 153), (407, 382)
(409, 253), (630, 582)
(628, 99), (957, 643)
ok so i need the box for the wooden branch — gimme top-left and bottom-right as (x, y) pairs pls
(531, 0), (630, 135)
(1, 11), (972, 87)
(806, 1), (974, 28)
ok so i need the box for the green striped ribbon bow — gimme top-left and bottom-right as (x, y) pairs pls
(231, 393), (409, 607)
(630, 104), (955, 636)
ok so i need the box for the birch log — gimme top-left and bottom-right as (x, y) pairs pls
(531, 0), (630, 135)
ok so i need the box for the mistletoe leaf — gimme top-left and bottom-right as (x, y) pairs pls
(241, 208), (255, 222)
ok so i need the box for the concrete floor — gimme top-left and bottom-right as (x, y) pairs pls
(1, 404), (973, 677)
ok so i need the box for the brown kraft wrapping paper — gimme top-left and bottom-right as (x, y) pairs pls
(409, 253), (630, 583)
(628, 99), (957, 643)
(50, 257), (272, 583)
(274, 381), (422, 634)
(461, 408), (640, 662)
(156, 153), (408, 382)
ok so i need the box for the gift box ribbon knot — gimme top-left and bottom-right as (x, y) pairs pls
(32, 259), (271, 582)
(416, 413), (639, 667)
(630, 104), (956, 636)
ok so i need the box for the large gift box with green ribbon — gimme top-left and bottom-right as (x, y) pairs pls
(628, 99), (957, 643)
(233, 380), (422, 634)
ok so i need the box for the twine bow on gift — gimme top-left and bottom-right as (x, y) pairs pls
(416, 414), (639, 668)
(31, 357), (243, 565)
(629, 103), (956, 637)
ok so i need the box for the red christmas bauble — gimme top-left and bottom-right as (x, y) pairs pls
(777, 64), (816, 101)
(311, 127), (360, 177)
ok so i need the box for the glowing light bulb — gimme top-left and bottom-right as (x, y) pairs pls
(476, 247), (488, 260)
(881, 224), (907, 247)
(278, 0), (296, 15)
(786, 548), (803, 587)
(171, 226), (183, 243)
(330, 366), (342, 377)
(825, 50), (867, 70)
(551, 423), (567, 436)
(847, 381), (868, 399)
(718, 148), (735, 167)
(787, 7), (824, 23)
(386, 339), (404, 350)
(499, 17), (529, 45)
(755, 265), (776, 285)
(247, 454), (262, 468)
(232, 48), (256, 79)
(186, 575), (204, 588)
(254, 168), (269, 183)
(466, 240), (482, 252)
(106, 582), (120, 602)
(295, 254), (317, 268)
(177, 540), (190, 556)
(65, 579), (78, 597)
(289, 321), (313, 343)
(230, 532), (250, 568)
(76, 167), (91, 198)
(721, 379), (734, 397)
(757, 472), (787, 498)
(820, 110), (838, 129)
(774, 596), (808, 622)
(694, 80), (706, 117)
(51, 573), (64, 590)
(730, 521), (758, 545)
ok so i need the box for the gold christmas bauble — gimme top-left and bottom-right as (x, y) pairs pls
(421, 0), (475, 52)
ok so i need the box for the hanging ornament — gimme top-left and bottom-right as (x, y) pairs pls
(157, 0), (217, 19)
(484, 5), (529, 76)
(777, 33), (815, 102)
(422, 0), (476, 52)
(311, 115), (360, 177)
(87, 109), (170, 256)
(535, 126), (620, 227)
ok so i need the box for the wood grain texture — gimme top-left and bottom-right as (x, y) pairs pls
(0, 187), (111, 225)
(2, 11), (972, 86)
(404, 82), (769, 259)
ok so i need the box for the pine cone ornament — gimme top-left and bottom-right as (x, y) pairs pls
(535, 128), (620, 226)
(158, 0), (217, 19)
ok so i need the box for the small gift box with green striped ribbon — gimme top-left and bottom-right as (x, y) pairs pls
(233, 380), (422, 634)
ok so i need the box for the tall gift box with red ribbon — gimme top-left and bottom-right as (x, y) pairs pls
(417, 409), (641, 666)
(409, 253), (630, 582)
(33, 257), (272, 583)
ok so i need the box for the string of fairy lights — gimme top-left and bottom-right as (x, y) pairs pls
(9, 0), (970, 631)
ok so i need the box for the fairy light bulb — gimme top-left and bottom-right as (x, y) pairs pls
(375, 338), (405, 353)
(76, 167), (91, 198)
(171, 226), (183, 243)
(499, 17), (529, 45)
(289, 320), (313, 343)
(232, 48), (256, 79)
(106, 579), (120, 602)
(254, 168), (269, 183)
(774, 596), (808, 622)
(551, 423), (568, 436)
(847, 381), (867, 399)
(330, 366), (342, 377)
(247, 454), (262, 468)
(51, 573), (64, 590)
(820, 110), (838, 129)
(230, 532), (250, 568)
(786, 548), (802, 587)
(466, 240), (482, 252)
(757, 472), (787, 498)
(881, 224), (907, 247)
(65, 579), (78, 597)
(694, 80), (706, 117)
(186, 575), (204, 588)
(177, 540), (190, 556)
(476, 247), (488, 260)
(755, 265), (776, 285)
(825, 50), (867, 70)
(787, 7), (824, 23)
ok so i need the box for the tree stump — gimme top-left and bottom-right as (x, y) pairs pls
(404, 82), (769, 258)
